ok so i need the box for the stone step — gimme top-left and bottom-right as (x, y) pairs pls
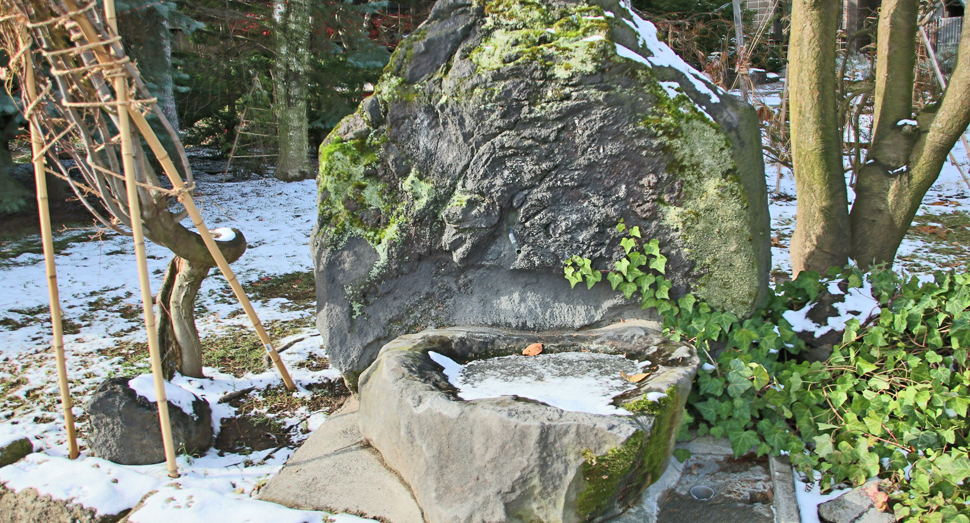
(257, 397), (425, 523)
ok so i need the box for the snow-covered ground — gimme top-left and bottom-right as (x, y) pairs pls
(1, 89), (968, 520)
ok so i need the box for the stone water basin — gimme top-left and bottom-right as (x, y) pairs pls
(357, 320), (700, 523)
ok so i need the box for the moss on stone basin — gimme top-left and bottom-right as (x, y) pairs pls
(357, 320), (699, 523)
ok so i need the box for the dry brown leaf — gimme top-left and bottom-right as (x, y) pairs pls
(771, 236), (787, 248)
(863, 482), (889, 512)
(620, 371), (650, 383)
(929, 200), (959, 206)
(915, 225), (949, 238)
(523, 343), (543, 356)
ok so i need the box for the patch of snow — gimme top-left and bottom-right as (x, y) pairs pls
(782, 279), (879, 338)
(897, 119), (918, 126)
(429, 351), (638, 416)
(0, 432), (28, 448)
(793, 470), (850, 523)
(644, 391), (666, 402)
(127, 485), (374, 523)
(211, 228), (236, 242)
(0, 454), (163, 516)
(604, 10), (615, 17)
(128, 374), (199, 419)
(701, 363), (716, 372)
(583, 15), (605, 20)
(617, 0), (720, 104)
(582, 35), (606, 42)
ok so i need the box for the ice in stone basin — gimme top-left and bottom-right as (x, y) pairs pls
(429, 351), (647, 416)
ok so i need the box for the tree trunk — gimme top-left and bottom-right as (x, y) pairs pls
(272, 0), (312, 181)
(158, 256), (211, 379)
(849, 1), (970, 267)
(788, 0), (851, 275)
(155, 228), (247, 379)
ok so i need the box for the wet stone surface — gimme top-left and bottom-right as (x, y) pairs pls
(657, 452), (775, 523)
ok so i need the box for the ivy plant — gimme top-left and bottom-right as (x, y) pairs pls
(564, 224), (970, 521)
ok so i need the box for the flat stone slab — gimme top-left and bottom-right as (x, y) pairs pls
(258, 397), (424, 523)
(616, 435), (798, 523)
(358, 321), (699, 523)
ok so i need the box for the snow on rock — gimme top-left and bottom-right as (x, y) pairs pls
(0, 454), (163, 517)
(429, 351), (638, 416)
(617, 0), (721, 104)
(211, 227), (237, 242)
(128, 374), (200, 418)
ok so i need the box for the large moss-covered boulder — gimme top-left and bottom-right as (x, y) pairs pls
(312, 0), (770, 385)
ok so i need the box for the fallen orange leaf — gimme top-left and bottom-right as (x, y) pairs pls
(863, 482), (889, 512)
(523, 343), (543, 356)
(915, 225), (949, 238)
(620, 371), (650, 383)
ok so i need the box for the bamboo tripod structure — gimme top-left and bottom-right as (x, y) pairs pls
(4, 0), (296, 475)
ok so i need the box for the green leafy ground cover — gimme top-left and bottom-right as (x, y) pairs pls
(565, 223), (970, 521)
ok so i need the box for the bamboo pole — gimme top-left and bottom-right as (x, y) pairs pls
(20, 28), (79, 460)
(104, 3), (179, 479)
(129, 111), (297, 391)
(61, 0), (295, 391)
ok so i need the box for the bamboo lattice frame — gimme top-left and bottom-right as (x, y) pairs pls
(2, 0), (296, 476)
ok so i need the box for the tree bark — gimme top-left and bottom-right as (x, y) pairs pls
(158, 257), (210, 379)
(156, 228), (247, 379)
(272, 0), (312, 181)
(788, 0), (851, 275)
(849, 5), (970, 267)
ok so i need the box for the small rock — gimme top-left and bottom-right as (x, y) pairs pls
(0, 437), (32, 467)
(86, 377), (212, 465)
(818, 479), (895, 523)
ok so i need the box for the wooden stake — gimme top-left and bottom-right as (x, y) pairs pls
(64, 0), (295, 391)
(20, 28), (79, 460)
(105, 1), (179, 478)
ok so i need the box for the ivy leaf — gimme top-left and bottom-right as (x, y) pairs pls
(616, 220), (626, 232)
(618, 282), (638, 300)
(847, 271), (863, 289)
(672, 448), (691, 463)
(696, 398), (721, 422)
(627, 251), (646, 268)
(749, 363), (770, 390)
(643, 238), (660, 257)
(584, 269), (602, 290)
(678, 294), (696, 314)
(564, 267), (583, 288)
(620, 237), (637, 255)
(732, 328), (759, 351)
(656, 278), (672, 300)
(615, 258), (630, 276)
(814, 434), (834, 458)
(629, 226), (642, 238)
(728, 429), (761, 457)
(635, 274), (657, 295)
(649, 253), (668, 274)
(607, 272), (624, 291)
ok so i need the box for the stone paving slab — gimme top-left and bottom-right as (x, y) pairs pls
(258, 397), (425, 523)
(616, 436), (798, 523)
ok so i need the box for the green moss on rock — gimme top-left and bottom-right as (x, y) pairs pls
(575, 386), (683, 520)
(471, 0), (612, 78)
(641, 85), (761, 316)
